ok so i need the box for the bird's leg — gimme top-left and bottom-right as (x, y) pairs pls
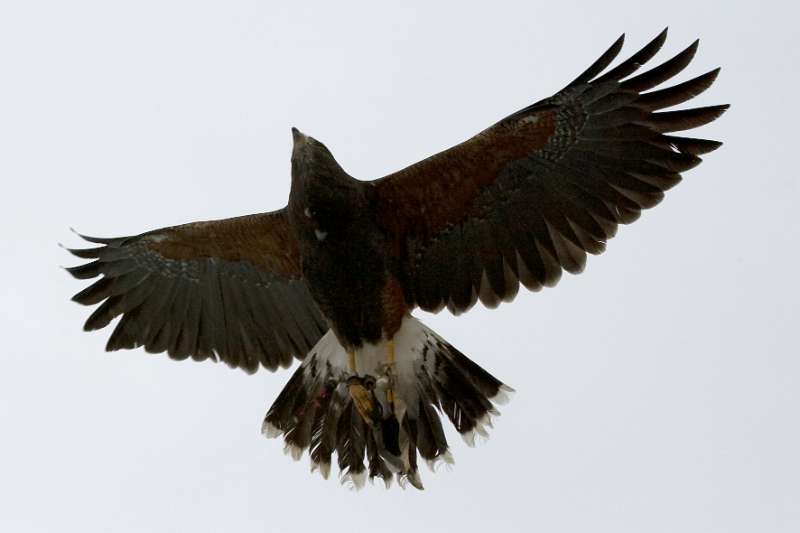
(376, 339), (402, 456)
(347, 349), (378, 424)
(348, 349), (357, 375)
(384, 339), (396, 410)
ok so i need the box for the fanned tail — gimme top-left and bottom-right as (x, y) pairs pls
(262, 316), (512, 489)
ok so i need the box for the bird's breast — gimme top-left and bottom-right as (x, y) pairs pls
(298, 215), (396, 348)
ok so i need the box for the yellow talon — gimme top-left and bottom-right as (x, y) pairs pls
(347, 349), (377, 423)
(348, 379), (376, 424)
(345, 343), (397, 420)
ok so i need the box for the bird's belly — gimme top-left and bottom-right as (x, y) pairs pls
(302, 241), (392, 348)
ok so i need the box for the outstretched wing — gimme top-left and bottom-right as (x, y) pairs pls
(66, 209), (327, 373)
(372, 29), (728, 314)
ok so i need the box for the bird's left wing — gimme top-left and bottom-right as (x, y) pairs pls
(371, 30), (727, 314)
(66, 209), (327, 373)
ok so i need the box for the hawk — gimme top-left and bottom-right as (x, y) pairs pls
(66, 29), (727, 489)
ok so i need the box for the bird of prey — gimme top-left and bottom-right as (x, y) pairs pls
(66, 29), (726, 489)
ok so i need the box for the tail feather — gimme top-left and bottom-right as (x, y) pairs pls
(399, 419), (423, 490)
(262, 316), (512, 490)
(267, 366), (307, 431)
(284, 392), (318, 451)
(365, 429), (393, 487)
(334, 403), (368, 486)
(437, 355), (496, 434)
(308, 382), (343, 478)
(415, 398), (450, 467)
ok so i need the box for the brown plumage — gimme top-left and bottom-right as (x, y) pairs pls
(66, 29), (727, 489)
(67, 211), (327, 373)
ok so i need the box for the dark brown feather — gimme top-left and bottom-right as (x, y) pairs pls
(594, 28), (668, 83)
(371, 32), (726, 314)
(621, 40), (699, 92)
(67, 209), (327, 373)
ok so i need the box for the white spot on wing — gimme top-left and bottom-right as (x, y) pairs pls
(518, 114), (540, 126)
(314, 229), (327, 241)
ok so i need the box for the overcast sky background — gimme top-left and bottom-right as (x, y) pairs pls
(1, 1), (798, 532)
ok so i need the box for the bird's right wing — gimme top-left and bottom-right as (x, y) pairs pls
(371, 30), (727, 314)
(66, 209), (328, 373)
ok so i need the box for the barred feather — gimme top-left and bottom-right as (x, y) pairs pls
(262, 317), (511, 490)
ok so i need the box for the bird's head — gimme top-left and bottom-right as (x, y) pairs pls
(288, 128), (358, 229)
(290, 128), (346, 183)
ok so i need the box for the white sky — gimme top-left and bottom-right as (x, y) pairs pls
(1, 1), (798, 532)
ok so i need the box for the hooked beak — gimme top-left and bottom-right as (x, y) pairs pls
(291, 127), (307, 145)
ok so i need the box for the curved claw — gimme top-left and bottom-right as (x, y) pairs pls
(347, 376), (380, 425)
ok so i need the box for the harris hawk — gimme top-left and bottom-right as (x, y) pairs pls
(66, 29), (727, 489)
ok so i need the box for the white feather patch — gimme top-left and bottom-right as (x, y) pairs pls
(461, 412), (495, 448)
(261, 420), (282, 439)
(302, 316), (437, 420)
(284, 442), (304, 461)
(281, 315), (514, 488)
(425, 450), (455, 472)
(491, 384), (516, 405)
(340, 470), (367, 490)
(310, 460), (332, 480)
